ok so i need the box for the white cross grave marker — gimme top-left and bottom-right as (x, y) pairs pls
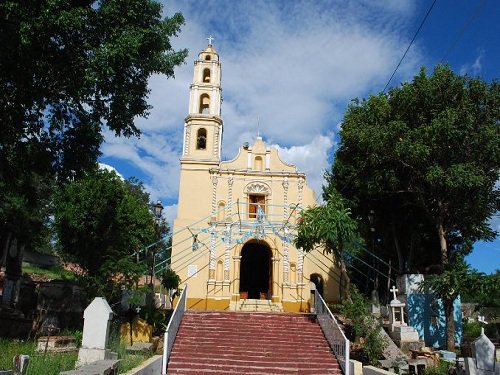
(390, 285), (399, 301)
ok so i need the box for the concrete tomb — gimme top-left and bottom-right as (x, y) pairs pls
(77, 297), (116, 367)
(464, 328), (498, 375)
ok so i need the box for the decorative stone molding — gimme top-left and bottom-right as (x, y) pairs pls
(183, 125), (191, 156)
(244, 182), (271, 195)
(227, 176), (234, 217)
(209, 224), (216, 277)
(211, 175), (218, 216)
(298, 177), (304, 211)
(224, 224), (231, 276)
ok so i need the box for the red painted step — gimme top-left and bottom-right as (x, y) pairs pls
(167, 311), (341, 374)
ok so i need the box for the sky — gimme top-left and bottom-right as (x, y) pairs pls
(99, 0), (499, 274)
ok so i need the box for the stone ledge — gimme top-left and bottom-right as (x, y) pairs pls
(59, 359), (120, 375)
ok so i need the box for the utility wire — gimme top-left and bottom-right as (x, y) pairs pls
(383, 0), (438, 92)
(440, 0), (486, 63)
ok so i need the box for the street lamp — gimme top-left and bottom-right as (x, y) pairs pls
(150, 200), (164, 295)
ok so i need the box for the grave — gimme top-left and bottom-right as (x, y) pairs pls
(464, 322), (499, 375)
(387, 286), (420, 347)
(399, 273), (463, 348)
(77, 297), (117, 367)
(12, 355), (29, 375)
(36, 336), (77, 353)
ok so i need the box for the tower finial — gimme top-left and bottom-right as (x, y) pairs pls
(207, 35), (215, 46)
(257, 115), (261, 139)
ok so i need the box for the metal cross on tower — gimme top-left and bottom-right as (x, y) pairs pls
(207, 35), (215, 45)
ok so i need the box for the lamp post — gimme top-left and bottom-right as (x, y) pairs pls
(151, 200), (164, 295)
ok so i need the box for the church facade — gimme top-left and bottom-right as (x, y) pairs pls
(170, 42), (346, 312)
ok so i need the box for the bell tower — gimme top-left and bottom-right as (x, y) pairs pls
(181, 38), (223, 165)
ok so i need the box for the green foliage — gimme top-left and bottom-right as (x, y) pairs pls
(0, 0), (186, 267)
(295, 190), (359, 254)
(462, 320), (482, 338)
(54, 169), (155, 301)
(328, 64), (499, 272)
(338, 287), (387, 365)
(0, 338), (77, 373)
(328, 65), (499, 350)
(108, 328), (150, 373)
(422, 361), (451, 375)
(23, 264), (76, 281)
(161, 268), (181, 291)
(460, 270), (500, 307)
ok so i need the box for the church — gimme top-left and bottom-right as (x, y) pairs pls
(170, 41), (347, 312)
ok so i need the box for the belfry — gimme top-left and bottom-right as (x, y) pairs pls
(170, 40), (347, 312)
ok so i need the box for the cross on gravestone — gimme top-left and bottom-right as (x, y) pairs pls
(390, 285), (399, 301)
(478, 315), (488, 335)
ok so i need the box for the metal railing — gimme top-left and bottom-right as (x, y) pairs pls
(161, 285), (188, 375)
(315, 290), (350, 375)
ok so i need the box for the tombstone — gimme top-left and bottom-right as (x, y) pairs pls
(388, 286), (420, 344)
(371, 289), (381, 316)
(77, 297), (115, 367)
(12, 355), (29, 375)
(464, 329), (498, 375)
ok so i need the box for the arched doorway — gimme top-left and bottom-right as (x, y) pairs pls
(310, 273), (324, 297)
(239, 241), (272, 299)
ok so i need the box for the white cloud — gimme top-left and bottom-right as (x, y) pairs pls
(271, 135), (334, 199)
(98, 162), (124, 180)
(460, 50), (484, 76)
(100, 0), (423, 217)
(163, 204), (178, 229)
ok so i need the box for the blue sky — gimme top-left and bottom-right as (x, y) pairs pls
(99, 0), (499, 274)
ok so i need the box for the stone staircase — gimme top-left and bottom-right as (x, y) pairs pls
(230, 298), (284, 312)
(167, 311), (341, 374)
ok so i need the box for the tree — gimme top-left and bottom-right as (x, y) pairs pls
(0, 0), (187, 267)
(53, 169), (157, 300)
(295, 190), (359, 254)
(294, 190), (360, 299)
(327, 65), (499, 350)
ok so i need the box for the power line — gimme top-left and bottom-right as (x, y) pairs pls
(440, 0), (486, 63)
(383, 0), (438, 92)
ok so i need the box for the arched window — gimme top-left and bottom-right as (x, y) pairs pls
(196, 128), (207, 150)
(254, 156), (263, 171)
(203, 68), (211, 83)
(199, 94), (210, 114)
(205, 55), (211, 61)
(217, 201), (226, 221)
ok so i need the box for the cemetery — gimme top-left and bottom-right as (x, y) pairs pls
(1, 2), (499, 374)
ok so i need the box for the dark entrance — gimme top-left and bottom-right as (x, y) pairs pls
(239, 242), (272, 299)
(310, 273), (324, 297)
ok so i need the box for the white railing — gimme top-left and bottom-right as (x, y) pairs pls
(161, 285), (188, 375)
(315, 290), (350, 375)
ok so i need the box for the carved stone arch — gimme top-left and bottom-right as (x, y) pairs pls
(244, 182), (271, 195)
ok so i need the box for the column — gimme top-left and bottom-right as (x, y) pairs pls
(224, 224), (231, 281)
(227, 176), (234, 218)
(232, 255), (241, 299)
(282, 177), (289, 284)
(209, 223), (216, 280)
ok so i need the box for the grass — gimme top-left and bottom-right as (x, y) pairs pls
(0, 332), (152, 374)
(22, 264), (76, 281)
(0, 338), (77, 374)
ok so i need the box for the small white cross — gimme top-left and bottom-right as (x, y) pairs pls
(207, 35), (214, 45)
(390, 285), (398, 301)
(478, 315), (488, 325)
